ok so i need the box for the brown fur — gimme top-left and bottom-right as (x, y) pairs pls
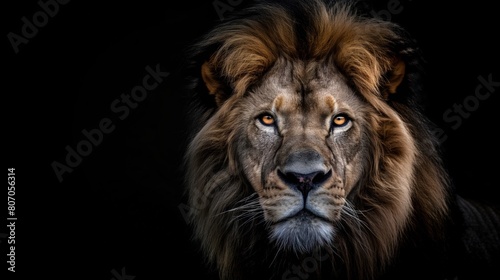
(183, 1), (454, 279)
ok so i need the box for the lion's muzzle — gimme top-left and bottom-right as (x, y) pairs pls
(263, 149), (340, 252)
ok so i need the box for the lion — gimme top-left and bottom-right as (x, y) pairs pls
(179, 0), (500, 279)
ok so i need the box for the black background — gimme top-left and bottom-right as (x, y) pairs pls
(4, 0), (499, 279)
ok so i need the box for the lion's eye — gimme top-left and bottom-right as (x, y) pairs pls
(258, 114), (275, 126)
(332, 114), (349, 127)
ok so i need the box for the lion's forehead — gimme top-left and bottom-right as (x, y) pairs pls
(252, 61), (360, 114)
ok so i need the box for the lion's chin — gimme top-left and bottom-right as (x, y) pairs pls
(269, 211), (335, 253)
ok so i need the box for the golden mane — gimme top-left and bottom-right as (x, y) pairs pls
(198, 0), (408, 105)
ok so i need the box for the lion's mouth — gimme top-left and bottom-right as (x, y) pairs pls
(274, 209), (332, 225)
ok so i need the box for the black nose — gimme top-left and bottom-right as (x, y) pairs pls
(278, 150), (331, 196)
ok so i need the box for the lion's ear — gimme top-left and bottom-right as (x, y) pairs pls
(201, 61), (226, 106)
(201, 61), (219, 94)
(386, 58), (406, 96)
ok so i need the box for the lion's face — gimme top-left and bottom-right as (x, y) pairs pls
(233, 61), (370, 252)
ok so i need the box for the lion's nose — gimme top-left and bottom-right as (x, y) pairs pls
(278, 150), (331, 196)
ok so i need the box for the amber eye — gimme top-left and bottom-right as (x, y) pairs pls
(332, 114), (349, 127)
(258, 114), (275, 126)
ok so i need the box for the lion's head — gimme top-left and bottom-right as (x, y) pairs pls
(181, 0), (452, 279)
